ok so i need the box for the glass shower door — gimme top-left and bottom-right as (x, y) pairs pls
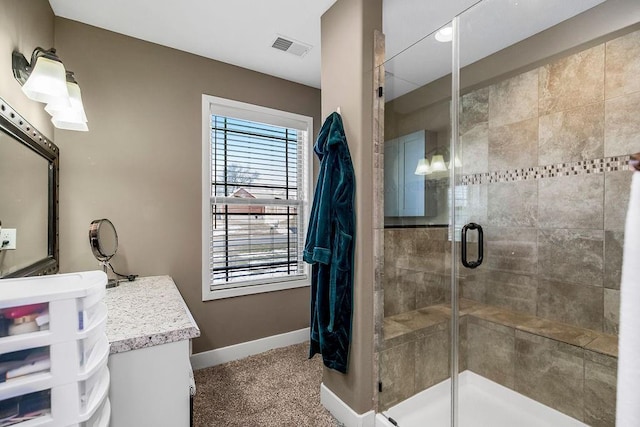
(380, 0), (635, 425)
(377, 12), (456, 426)
(454, 0), (633, 425)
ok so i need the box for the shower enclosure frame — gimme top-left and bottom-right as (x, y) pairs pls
(378, 1), (640, 427)
(449, 15), (461, 427)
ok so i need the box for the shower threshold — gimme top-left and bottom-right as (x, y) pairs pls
(376, 371), (587, 427)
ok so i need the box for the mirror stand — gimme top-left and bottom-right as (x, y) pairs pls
(89, 219), (120, 288)
(100, 261), (118, 289)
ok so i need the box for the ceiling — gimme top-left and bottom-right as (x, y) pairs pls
(48, 0), (338, 88)
(49, 0), (483, 90)
(383, 0), (607, 100)
(48, 0), (615, 98)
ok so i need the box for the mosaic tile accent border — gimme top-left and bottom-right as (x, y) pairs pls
(460, 155), (632, 185)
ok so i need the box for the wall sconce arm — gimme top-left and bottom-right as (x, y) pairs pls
(12, 51), (30, 85)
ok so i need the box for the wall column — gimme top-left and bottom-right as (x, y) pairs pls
(320, 0), (383, 415)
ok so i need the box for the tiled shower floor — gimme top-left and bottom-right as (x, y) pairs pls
(376, 371), (587, 427)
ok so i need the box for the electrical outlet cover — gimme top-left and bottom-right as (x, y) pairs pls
(1, 228), (17, 250)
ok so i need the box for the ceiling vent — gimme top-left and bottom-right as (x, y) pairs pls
(271, 35), (312, 58)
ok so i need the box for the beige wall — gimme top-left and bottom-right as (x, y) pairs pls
(0, 1), (54, 277)
(320, 0), (382, 414)
(0, 0), (54, 138)
(52, 18), (321, 353)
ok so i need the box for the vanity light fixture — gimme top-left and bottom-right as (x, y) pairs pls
(13, 48), (69, 105)
(12, 48), (88, 131)
(415, 151), (461, 176)
(430, 154), (448, 172)
(414, 158), (431, 175)
(45, 72), (88, 132)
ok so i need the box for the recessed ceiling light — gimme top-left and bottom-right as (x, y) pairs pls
(435, 26), (453, 43)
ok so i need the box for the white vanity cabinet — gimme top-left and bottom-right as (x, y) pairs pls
(0, 271), (111, 427)
(104, 276), (199, 427)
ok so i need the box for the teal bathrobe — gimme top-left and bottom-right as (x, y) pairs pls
(304, 112), (355, 374)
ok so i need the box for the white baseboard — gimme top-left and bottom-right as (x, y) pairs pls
(321, 383), (375, 427)
(190, 327), (310, 370)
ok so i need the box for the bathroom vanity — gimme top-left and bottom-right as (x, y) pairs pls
(104, 276), (199, 427)
(0, 79), (200, 425)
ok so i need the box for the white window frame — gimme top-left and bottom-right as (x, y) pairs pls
(201, 95), (313, 301)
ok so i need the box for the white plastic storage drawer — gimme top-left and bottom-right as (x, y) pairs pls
(78, 302), (106, 334)
(47, 366), (109, 426)
(48, 297), (106, 344)
(78, 365), (109, 413)
(0, 388), (52, 426)
(0, 346), (51, 401)
(80, 396), (110, 427)
(0, 303), (50, 337)
(1, 272), (107, 349)
(0, 303), (52, 356)
(77, 369), (110, 425)
(76, 290), (105, 328)
(0, 300), (105, 357)
(78, 326), (108, 369)
(0, 272), (106, 310)
(0, 271), (109, 427)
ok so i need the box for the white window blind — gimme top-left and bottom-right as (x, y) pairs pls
(208, 114), (308, 291)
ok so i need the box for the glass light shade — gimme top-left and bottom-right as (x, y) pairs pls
(50, 104), (88, 131)
(448, 155), (462, 169)
(51, 116), (88, 132)
(435, 26), (453, 42)
(46, 82), (88, 123)
(21, 56), (70, 105)
(414, 158), (431, 175)
(430, 154), (448, 172)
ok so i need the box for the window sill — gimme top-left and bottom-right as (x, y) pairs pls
(203, 278), (310, 301)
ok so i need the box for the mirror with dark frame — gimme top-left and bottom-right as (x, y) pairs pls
(0, 97), (59, 278)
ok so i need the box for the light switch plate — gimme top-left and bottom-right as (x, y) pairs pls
(1, 228), (17, 250)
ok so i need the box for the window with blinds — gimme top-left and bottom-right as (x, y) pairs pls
(206, 106), (310, 295)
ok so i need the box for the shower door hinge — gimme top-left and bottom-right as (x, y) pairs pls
(378, 86), (383, 98)
(378, 381), (382, 392)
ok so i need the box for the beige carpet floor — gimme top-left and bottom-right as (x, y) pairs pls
(193, 342), (340, 426)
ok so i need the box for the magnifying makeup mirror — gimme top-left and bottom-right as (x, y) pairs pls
(89, 218), (119, 288)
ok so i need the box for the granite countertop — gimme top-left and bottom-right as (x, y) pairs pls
(104, 275), (200, 354)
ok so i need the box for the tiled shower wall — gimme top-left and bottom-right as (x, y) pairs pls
(384, 227), (450, 317)
(384, 28), (640, 335)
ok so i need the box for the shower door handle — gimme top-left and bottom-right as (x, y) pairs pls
(461, 222), (483, 269)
